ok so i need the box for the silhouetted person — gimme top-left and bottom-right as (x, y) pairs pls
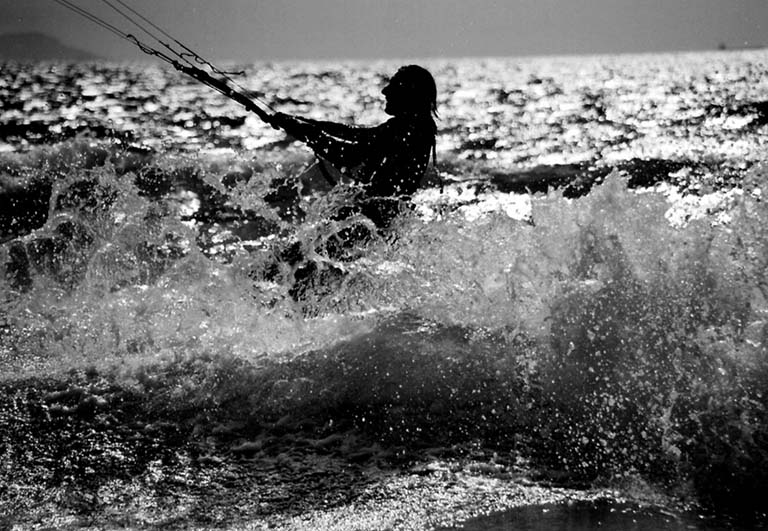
(268, 64), (438, 231)
(261, 65), (439, 304)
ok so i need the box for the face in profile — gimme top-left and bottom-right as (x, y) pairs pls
(382, 71), (409, 116)
(381, 65), (438, 118)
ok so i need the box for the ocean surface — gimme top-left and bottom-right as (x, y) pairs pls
(1, 50), (768, 529)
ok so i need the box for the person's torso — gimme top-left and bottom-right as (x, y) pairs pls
(356, 116), (434, 199)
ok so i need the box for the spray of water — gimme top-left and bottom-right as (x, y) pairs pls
(1, 144), (766, 518)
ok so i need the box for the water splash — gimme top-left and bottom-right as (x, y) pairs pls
(1, 146), (767, 522)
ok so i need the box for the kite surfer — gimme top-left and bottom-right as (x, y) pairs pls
(261, 65), (439, 301)
(266, 64), (438, 231)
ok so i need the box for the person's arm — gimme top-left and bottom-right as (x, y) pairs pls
(269, 112), (367, 142)
(270, 112), (377, 172)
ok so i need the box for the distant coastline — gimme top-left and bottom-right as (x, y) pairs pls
(0, 32), (102, 61)
(718, 40), (766, 51)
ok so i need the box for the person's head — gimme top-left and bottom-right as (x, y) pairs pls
(382, 65), (438, 118)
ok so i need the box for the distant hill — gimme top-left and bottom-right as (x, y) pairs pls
(0, 32), (101, 61)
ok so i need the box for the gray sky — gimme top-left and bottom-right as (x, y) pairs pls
(1, 0), (766, 61)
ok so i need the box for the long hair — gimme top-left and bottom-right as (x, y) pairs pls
(396, 64), (438, 119)
(393, 64), (439, 171)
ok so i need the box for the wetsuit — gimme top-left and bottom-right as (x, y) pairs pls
(271, 111), (436, 229)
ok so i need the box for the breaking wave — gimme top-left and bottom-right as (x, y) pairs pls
(1, 139), (767, 520)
